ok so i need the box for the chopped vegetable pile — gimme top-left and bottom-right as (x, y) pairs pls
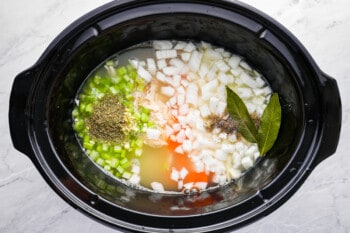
(72, 40), (281, 194)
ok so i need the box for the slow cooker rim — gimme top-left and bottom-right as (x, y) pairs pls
(9, 0), (341, 232)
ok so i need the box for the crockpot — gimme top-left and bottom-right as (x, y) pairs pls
(9, 0), (341, 232)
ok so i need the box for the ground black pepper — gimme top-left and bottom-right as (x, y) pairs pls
(206, 113), (260, 135)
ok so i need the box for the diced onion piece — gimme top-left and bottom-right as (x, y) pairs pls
(239, 60), (252, 71)
(216, 101), (226, 116)
(206, 65), (218, 81)
(161, 86), (175, 97)
(182, 140), (192, 153)
(147, 58), (157, 74)
(181, 79), (189, 87)
(178, 116), (187, 126)
(185, 83), (198, 106)
(156, 49), (177, 59)
(174, 41), (187, 50)
(218, 132), (228, 140)
(163, 66), (179, 76)
(198, 63), (209, 79)
(181, 52), (191, 61)
(131, 165), (140, 174)
(168, 96), (177, 107)
(222, 144), (235, 153)
(128, 58), (139, 69)
(241, 156), (253, 169)
(245, 145), (258, 158)
(146, 128), (161, 140)
(254, 151), (260, 160)
(218, 72), (234, 85)
(230, 67), (242, 77)
(200, 41), (212, 49)
(180, 167), (189, 179)
(151, 182), (165, 192)
(188, 51), (203, 72)
(165, 125), (174, 136)
(215, 149), (227, 161)
(236, 87), (252, 99)
(183, 182), (194, 189)
(179, 104), (189, 115)
(171, 168), (180, 181)
(178, 180), (184, 189)
(204, 48), (222, 60)
(240, 72), (260, 89)
(227, 55), (241, 69)
(184, 127), (192, 139)
(175, 145), (184, 154)
(193, 161), (205, 172)
(170, 135), (177, 142)
(199, 105), (210, 118)
(228, 168), (241, 179)
(183, 42), (196, 52)
(213, 174), (227, 185)
(157, 59), (167, 69)
(256, 76), (266, 87)
(165, 75), (181, 87)
(177, 86), (185, 94)
(153, 40), (173, 50)
(215, 60), (230, 72)
(253, 86), (272, 96)
(137, 66), (152, 82)
(195, 182), (208, 190)
(176, 130), (186, 143)
(170, 58), (185, 69)
(202, 79), (218, 94)
(172, 123), (181, 132)
(156, 71), (166, 82)
(228, 134), (237, 142)
(177, 94), (185, 105)
(209, 96), (220, 115)
(129, 174), (141, 184)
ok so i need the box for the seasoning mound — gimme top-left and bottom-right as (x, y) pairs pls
(86, 95), (126, 142)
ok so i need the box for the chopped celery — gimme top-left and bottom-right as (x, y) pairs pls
(102, 144), (109, 152)
(110, 158), (119, 168)
(89, 151), (99, 160)
(120, 157), (128, 165)
(116, 165), (124, 174)
(135, 148), (142, 157)
(113, 145), (122, 152)
(120, 150), (126, 158)
(72, 63), (155, 182)
(117, 66), (127, 76)
(96, 158), (104, 166)
(122, 171), (132, 179)
(103, 165), (112, 171)
(83, 141), (94, 150)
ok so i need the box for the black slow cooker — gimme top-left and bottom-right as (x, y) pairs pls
(9, 0), (341, 232)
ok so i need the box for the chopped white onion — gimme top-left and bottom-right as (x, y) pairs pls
(151, 182), (165, 192)
(153, 40), (173, 50)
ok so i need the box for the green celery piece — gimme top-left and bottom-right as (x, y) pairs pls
(226, 86), (258, 143)
(258, 93), (282, 156)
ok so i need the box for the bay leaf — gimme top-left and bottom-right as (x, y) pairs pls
(258, 93), (282, 156)
(226, 86), (258, 143)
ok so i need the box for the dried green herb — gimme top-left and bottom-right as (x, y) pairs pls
(226, 86), (258, 143)
(86, 95), (126, 142)
(226, 86), (281, 156)
(258, 93), (281, 156)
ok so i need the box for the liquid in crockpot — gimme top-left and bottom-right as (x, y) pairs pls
(72, 40), (273, 194)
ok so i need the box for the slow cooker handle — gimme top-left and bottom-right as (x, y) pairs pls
(9, 68), (36, 160)
(313, 73), (341, 167)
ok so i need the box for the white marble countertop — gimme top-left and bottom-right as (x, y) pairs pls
(1, 0), (349, 232)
